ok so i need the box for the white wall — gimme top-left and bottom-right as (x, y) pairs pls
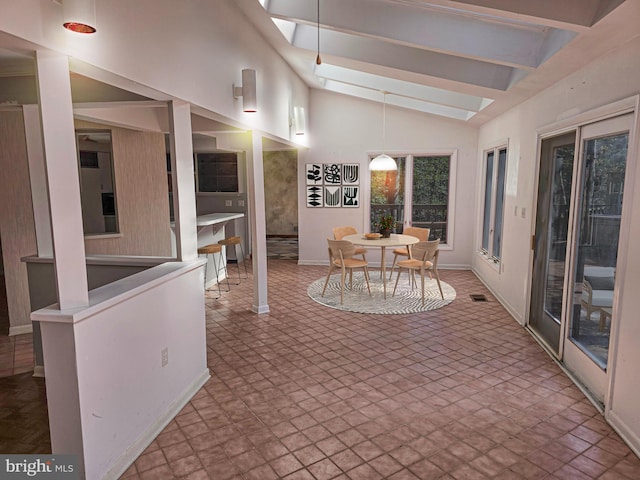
(475, 35), (640, 453)
(0, 0), (309, 144)
(35, 263), (209, 479)
(474, 36), (640, 321)
(0, 109), (38, 334)
(300, 89), (479, 268)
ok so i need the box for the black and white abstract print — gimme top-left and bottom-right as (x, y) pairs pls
(342, 164), (359, 185)
(306, 186), (323, 207)
(342, 186), (359, 207)
(305, 164), (322, 185)
(305, 162), (360, 208)
(324, 186), (341, 207)
(323, 164), (341, 184)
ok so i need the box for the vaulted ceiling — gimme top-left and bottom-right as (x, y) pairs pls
(237, 0), (638, 125)
(1, 1), (638, 129)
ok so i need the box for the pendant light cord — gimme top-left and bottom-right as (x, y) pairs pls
(382, 91), (387, 150)
(316, 0), (322, 65)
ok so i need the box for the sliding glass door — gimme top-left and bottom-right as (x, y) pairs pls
(563, 114), (631, 402)
(530, 133), (576, 354)
(530, 113), (632, 404)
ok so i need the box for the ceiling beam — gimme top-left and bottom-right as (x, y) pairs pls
(292, 24), (518, 90)
(267, 0), (576, 68)
(445, 0), (625, 27)
(313, 63), (490, 112)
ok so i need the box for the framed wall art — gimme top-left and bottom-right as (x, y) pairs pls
(306, 185), (323, 207)
(305, 163), (360, 208)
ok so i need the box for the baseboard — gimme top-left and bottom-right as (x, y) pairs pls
(297, 259), (471, 270)
(32, 365), (45, 378)
(471, 268), (524, 325)
(606, 410), (640, 459)
(252, 304), (270, 314)
(104, 369), (211, 480)
(439, 264), (472, 270)
(9, 324), (33, 336)
(297, 260), (328, 266)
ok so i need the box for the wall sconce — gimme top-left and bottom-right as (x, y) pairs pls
(233, 69), (257, 113)
(293, 106), (306, 135)
(62, 0), (97, 33)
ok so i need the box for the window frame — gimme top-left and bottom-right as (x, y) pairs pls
(366, 150), (457, 250)
(479, 143), (508, 266)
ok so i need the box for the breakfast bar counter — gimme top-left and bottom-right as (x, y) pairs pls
(171, 212), (245, 287)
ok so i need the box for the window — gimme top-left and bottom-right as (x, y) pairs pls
(76, 130), (118, 235)
(411, 156), (450, 243)
(370, 156), (406, 233)
(481, 146), (507, 262)
(369, 153), (454, 245)
(196, 152), (239, 192)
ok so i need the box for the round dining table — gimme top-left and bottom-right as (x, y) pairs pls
(343, 233), (420, 299)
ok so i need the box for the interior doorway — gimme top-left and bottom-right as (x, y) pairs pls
(529, 113), (632, 405)
(263, 149), (299, 260)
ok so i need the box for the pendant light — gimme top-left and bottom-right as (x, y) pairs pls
(370, 92), (397, 171)
(316, 0), (322, 65)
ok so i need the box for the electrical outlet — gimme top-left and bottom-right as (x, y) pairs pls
(238, 200), (245, 207)
(161, 347), (168, 367)
(225, 200), (232, 207)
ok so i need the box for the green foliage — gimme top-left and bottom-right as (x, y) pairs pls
(412, 156), (449, 205)
(375, 214), (397, 231)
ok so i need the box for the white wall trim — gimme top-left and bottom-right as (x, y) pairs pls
(252, 304), (271, 314)
(297, 259), (471, 270)
(33, 365), (45, 378)
(32, 261), (205, 325)
(607, 410), (640, 459)
(9, 324), (33, 336)
(104, 369), (210, 480)
(472, 267), (525, 325)
(538, 95), (638, 138)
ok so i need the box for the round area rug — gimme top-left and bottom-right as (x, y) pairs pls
(307, 271), (456, 314)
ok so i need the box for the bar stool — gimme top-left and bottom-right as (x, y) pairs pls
(218, 236), (248, 284)
(197, 244), (230, 297)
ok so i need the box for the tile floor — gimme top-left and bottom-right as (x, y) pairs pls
(267, 236), (299, 260)
(0, 371), (50, 454)
(124, 261), (638, 479)
(0, 332), (35, 378)
(3, 261), (639, 479)
(0, 274), (36, 378)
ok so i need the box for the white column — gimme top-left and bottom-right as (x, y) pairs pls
(34, 50), (87, 474)
(35, 50), (88, 309)
(23, 104), (53, 257)
(247, 131), (269, 313)
(168, 100), (197, 262)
